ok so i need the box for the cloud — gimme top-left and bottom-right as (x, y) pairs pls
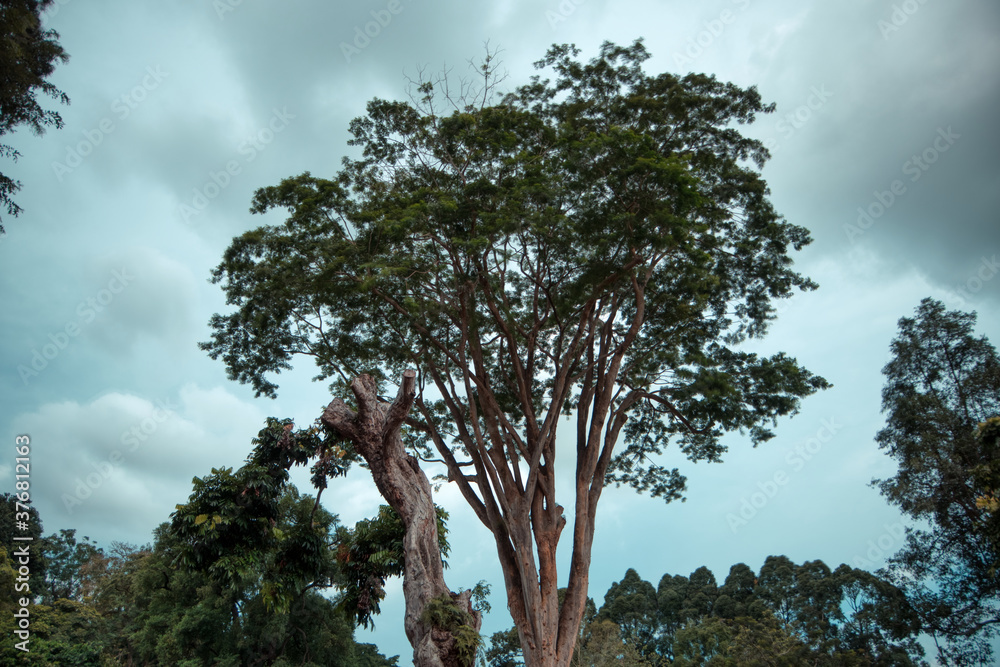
(80, 246), (199, 353)
(8, 384), (263, 545)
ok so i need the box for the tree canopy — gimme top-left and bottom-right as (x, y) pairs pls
(0, 0), (70, 233)
(874, 298), (1000, 665)
(202, 40), (829, 666)
(0, 429), (402, 667)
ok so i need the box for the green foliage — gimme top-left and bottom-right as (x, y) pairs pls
(672, 614), (814, 667)
(170, 418), (349, 612)
(485, 626), (523, 667)
(0, 491), (46, 595)
(90, 524), (384, 667)
(1, 442), (401, 667)
(201, 38), (828, 505)
(573, 618), (651, 666)
(0, 0), (70, 232)
(973, 416), (1000, 555)
(486, 556), (924, 667)
(80, 499), (397, 666)
(874, 298), (1000, 665)
(470, 580), (492, 615)
(587, 558), (925, 667)
(40, 528), (102, 603)
(0, 597), (108, 666)
(596, 568), (659, 658)
(201, 39), (834, 664)
(420, 594), (481, 667)
(335, 503), (450, 628)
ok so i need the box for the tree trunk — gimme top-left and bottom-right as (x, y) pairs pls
(320, 370), (481, 667)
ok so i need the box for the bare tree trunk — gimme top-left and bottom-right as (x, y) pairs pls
(320, 370), (481, 667)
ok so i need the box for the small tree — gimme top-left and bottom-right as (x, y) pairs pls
(40, 528), (102, 603)
(874, 298), (1000, 665)
(202, 40), (829, 666)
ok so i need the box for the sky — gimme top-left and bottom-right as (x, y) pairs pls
(2, 0), (998, 662)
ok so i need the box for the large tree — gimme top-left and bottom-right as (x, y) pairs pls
(202, 40), (829, 666)
(874, 298), (1000, 665)
(0, 0), (69, 234)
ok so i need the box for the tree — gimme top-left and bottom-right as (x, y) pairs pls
(202, 40), (830, 667)
(874, 298), (1000, 665)
(672, 613), (815, 667)
(486, 626), (525, 667)
(972, 417), (1000, 558)
(89, 523), (391, 667)
(0, 0), (70, 234)
(169, 420), (350, 618)
(335, 503), (451, 630)
(40, 528), (102, 603)
(596, 568), (659, 661)
(0, 491), (46, 595)
(572, 618), (651, 666)
(838, 567), (924, 667)
(166, 418), (419, 665)
(593, 559), (925, 666)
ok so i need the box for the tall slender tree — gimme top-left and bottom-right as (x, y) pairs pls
(874, 298), (1000, 665)
(202, 40), (829, 666)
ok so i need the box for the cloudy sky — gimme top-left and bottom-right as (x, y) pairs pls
(2, 0), (998, 661)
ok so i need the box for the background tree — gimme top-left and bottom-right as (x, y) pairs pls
(671, 613), (814, 667)
(486, 626), (525, 667)
(202, 40), (830, 667)
(874, 298), (1000, 665)
(0, 0), (69, 233)
(573, 618), (651, 666)
(0, 491), (46, 595)
(838, 567), (924, 667)
(595, 568), (659, 660)
(84, 520), (395, 667)
(2, 426), (402, 666)
(972, 416), (1000, 560)
(111, 444), (401, 667)
(712, 563), (758, 621)
(577, 558), (925, 667)
(40, 528), (102, 603)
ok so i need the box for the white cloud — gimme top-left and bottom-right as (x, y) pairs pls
(10, 384), (263, 545)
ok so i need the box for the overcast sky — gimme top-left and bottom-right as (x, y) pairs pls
(2, 0), (998, 661)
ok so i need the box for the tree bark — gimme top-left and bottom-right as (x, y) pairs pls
(320, 370), (481, 667)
